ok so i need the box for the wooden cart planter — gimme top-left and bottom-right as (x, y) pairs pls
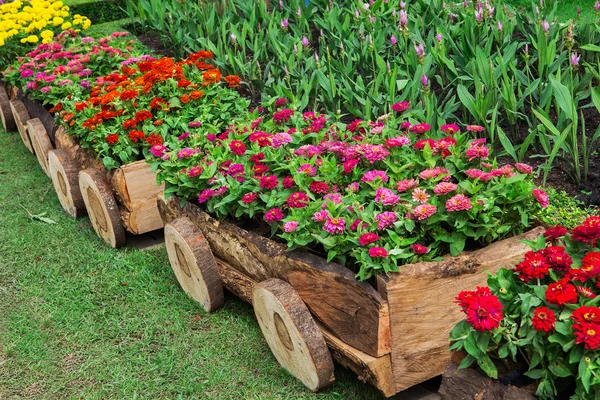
(157, 194), (544, 397)
(47, 128), (165, 247)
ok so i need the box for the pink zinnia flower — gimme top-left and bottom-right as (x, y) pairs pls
(283, 221), (299, 232)
(466, 144), (489, 161)
(533, 189), (549, 208)
(312, 210), (329, 222)
(359, 233), (380, 246)
(412, 244), (429, 254)
(391, 101), (410, 113)
(434, 182), (457, 196)
(310, 181), (330, 194)
(347, 182), (360, 192)
(385, 136), (411, 147)
(410, 123), (431, 134)
(412, 188), (430, 204)
(323, 193), (343, 205)
(446, 194), (472, 212)
(397, 179), (418, 193)
(363, 144), (389, 163)
(150, 144), (167, 157)
(298, 164), (317, 176)
(242, 193), (258, 204)
(187, 166), (203, 178)
(362, 170), (389, 183)
(412, 204), (437, 220)
(375, 188), (400, 205)
(369, 247), (389, 258)
(178, 131), (190, 141)
(265, 208), (284, 223)
(272, 132), (292, 148)
(198, 189), (216, 204)
(515, 163), (533, 174)
(466, 125), (485, 133)
(441, 123), (460, 135)
(177, 148), (196, 159)
(324, 217), (345, 235)
(375, 211), (398, 230)
(259, 175), (279, 189)
(283, 176), (295, 188)
(464, 169), (484, 179)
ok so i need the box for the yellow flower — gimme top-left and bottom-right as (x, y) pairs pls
(40, 29), (53, 38)
(42, 37), (52, 43)
(60, 21), (70, 30)
(52, 16), (63, 25)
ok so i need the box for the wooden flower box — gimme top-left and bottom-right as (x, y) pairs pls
(157, 194), (544, 397)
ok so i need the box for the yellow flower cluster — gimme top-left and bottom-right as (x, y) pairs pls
(0, 0), (91, 47)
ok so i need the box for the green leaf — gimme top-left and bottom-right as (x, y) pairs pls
(548, 361), (572, 378)
(550, 78), (574, 121)
(524, 369), (544, 379)
(449, 232), (467, 256)
(477, 355), (498, 379)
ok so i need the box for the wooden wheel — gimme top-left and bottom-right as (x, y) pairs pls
(253, 279), (335, 392)
(48, 150), (86, 218)
(79, 168), (126, 248)
(0, 86), (15, 132)
(164, 216), (224, 312)
(28, 118), (53, 177)
(9, 100), (33, 153)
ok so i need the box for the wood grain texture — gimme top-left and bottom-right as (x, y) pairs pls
(164, 217), (224, 312)
(158, 195), (391, 358)
(54, 127), (105, 172)
(383, 227), (546, 392)
(111, 161), (164, 235)
(253, 279), (335, 392)
(17, 94), (57, 143)
(27, 118), (53, 177)
(0, 85), (15, 131)
(48, 149), (86, 217)
(9, 99), (33, 153)
(79, 168), (126, 248)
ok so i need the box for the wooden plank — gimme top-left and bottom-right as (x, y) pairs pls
(382, 227), (546, 392)
(111, 160), (164, 235)
(9, 99), (33, 153)
(158, 195), (391, 358)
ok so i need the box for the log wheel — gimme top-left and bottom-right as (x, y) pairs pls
(79, 168), (126, 248)
(48, 150), (86, 218)
(253, 279), (335, 392)
(28, 118), (53, 177)
(0, 86), (15, 132)
(164, 216), (224, 312)
(9, 99), (33, 153)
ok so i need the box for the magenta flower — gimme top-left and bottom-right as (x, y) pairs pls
(177, 148), (196, 159)
(397, 179), (419, 193)
(242, 193), (257, 204)
(369, 247), (389, 258)
(515, 163), (533, 174)
(363, 144), (389, 163)
(375, 211), (398, 230)
(362, 170), (389, 183)
(265, 208), (284, 223)
(541, 20), (550, 33)
(410, 123), (430, 134)
(386, 136), (411, 147)
(533, 189), (549, 208)
(281, 19), (289, 29)
(324, 217), (346, 235)
(323, 193), (343, 205)
(390, 35), (397, 45)
(347, 182), (359, 192)
(359, 233), (380, 246)
(412, 244), (429, 254)
(301, 36), (309, 47)
(441, 123), (460, 135)
(272, 132), (292, 148)
(283, 221), (299, 232)
(446, 194), (472, 212)
(375, 188), (400, 206)
(312, 210), (329, 222)
(187, 166), (203, 178)
(287, 192), (310, 208)
(571, 53), (580, 67)
(150, 144), (167, 157)
(298, 164), (317, 176)
(198, 189), (216, 204)
(391, 101), (410, 113)
(178, 131), (190, 141)
(466, 144), (489, 161)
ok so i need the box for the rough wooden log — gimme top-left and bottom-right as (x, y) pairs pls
(17, 94), (56, 143)
(27, 118), (53, 177)
(380, 227), (546, 392)
(9, 99), (33, 153)
(54, 127), (104, 171)
(439, 361), (536, 400)
(157, 195), (391, 358)
(111, 161), (164, 235)
(253, 279), (335, 392)
(0, 85), (15, 131)
(79, 168), (126, 248)
(48, 149), (86, 217)
(164, 217), (224, 312)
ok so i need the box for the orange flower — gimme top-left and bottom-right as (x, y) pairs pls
(123, 119), (137, 129)
(190, 90), (204, 100)
(224, 75), (241, 88)
(75, 102), (88, 111)
(180, 94), (190, 104)
(195, 61), (213, 71)
(50, 103), (63, 112)
(121, 66), (137, 75)
(177, 79), (192, 88)
(63, 112), (75, 122)
(202, 68), (222, 86)
(153, 119), (164, 126)
(119, 90), (137, 101)
(145, 133), (163, 146)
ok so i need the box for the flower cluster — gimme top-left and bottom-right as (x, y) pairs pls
(56, 51), (248, 169)
(450, 216), (600, 399)
(3, 30), (147, 105)
(154, 99), (545, 280)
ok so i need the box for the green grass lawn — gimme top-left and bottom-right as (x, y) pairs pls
(0, 129), (381, 399)
(505, 0), (596, 22)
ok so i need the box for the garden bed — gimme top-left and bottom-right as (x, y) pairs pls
(157, 194), (544, 397)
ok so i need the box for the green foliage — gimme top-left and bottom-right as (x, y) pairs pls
(541, 188), (597, 229)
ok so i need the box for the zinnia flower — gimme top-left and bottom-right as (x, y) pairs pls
(375, 211), (398, 230)
(362, 170), (389, 183)
(242, 193), (257, 204)
(396, 179), (418, 193)
(573, 322), (600, 350)
(369, 247), (389, 258)
(312, 210), (329, 222)
(464, 292), (504, 332)
(229, 140), (246, 155)
(572, 306), (600, 325)
(265, 208), (284, 223)
(259, 175), (279, 189)
(283, 221), (299, 232)
(514, 250), (549, 282)
(105, 134), (119, 144)
(310, 181), (330, 194)
(375, 188), (400, 205)
(532, 306), (556, 333)
(433, 182), (457, 196)
(412, 188), (430, 204)
(412, 204), (437, 220)
(545, 278), (578, 306)
(446, 194), (472, 212)
(441, 123), (460, 135)
(410, 123), (431, 134)
(324, 217), (345, 235)
(572, 252), (600, 282)
(359, 233), (380, 246)
(286, 192), (309, 208)
(363, 144), (389, 163)
(515, 163), (533, 174)
(391, 101), (409, 113)
(411, 244), (429, 254)
(544, 226), (568, 241)
(571, 216), (600, 243)
(533, 189), (549, 208)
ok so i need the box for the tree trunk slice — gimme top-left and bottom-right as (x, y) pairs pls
(253, 279), (335, 392)
(164, 216), (224, 312)
(0, 86), (15, 131)
(9, 99), (33, 153)
(28, 118), (53, 177)
(48, 150), (86, 218)
(79, 168), (126, 248)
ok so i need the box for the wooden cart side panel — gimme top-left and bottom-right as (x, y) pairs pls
(383, 227), (545, 392)
(158, 195), (391, 358)
(112, 161), (164, 234)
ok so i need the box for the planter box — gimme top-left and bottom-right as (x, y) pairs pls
(157, 194), (544, 397)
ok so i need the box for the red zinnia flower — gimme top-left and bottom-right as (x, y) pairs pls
(282, 176), (295, 189)
(514, 251), (550, 282)
(391, 101), (410, 113)
(122, 119), (137, 129)
(572, 306), (600, 324)
(259, 175), (279, 189)
(411, 243), (429, 254)
(128, 130), (145, 143)
(145, 133), (163, 146)
(544, 246), (572, 273)
(119, 90), (137, 101)
(242, 193), (257, 204)
(410, 123), (431, 134)
(135, 110), (152, 123)
(544, 226), (568, 241)
(229, 140), (247, 155)
(369, 247), (388, 258)
(309, 181), (330, 195)
(531, 306), (556, 333)
(455, 287), (492, 311)
(286, 192), (309, 209)
(546, 278), (578, 305)
(359, 233), (379, 246)
(464, 293), (504, 332)
(573, 322), (600, 350)
(105, 134), (119, 145)
(571, 216), (600, 244)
